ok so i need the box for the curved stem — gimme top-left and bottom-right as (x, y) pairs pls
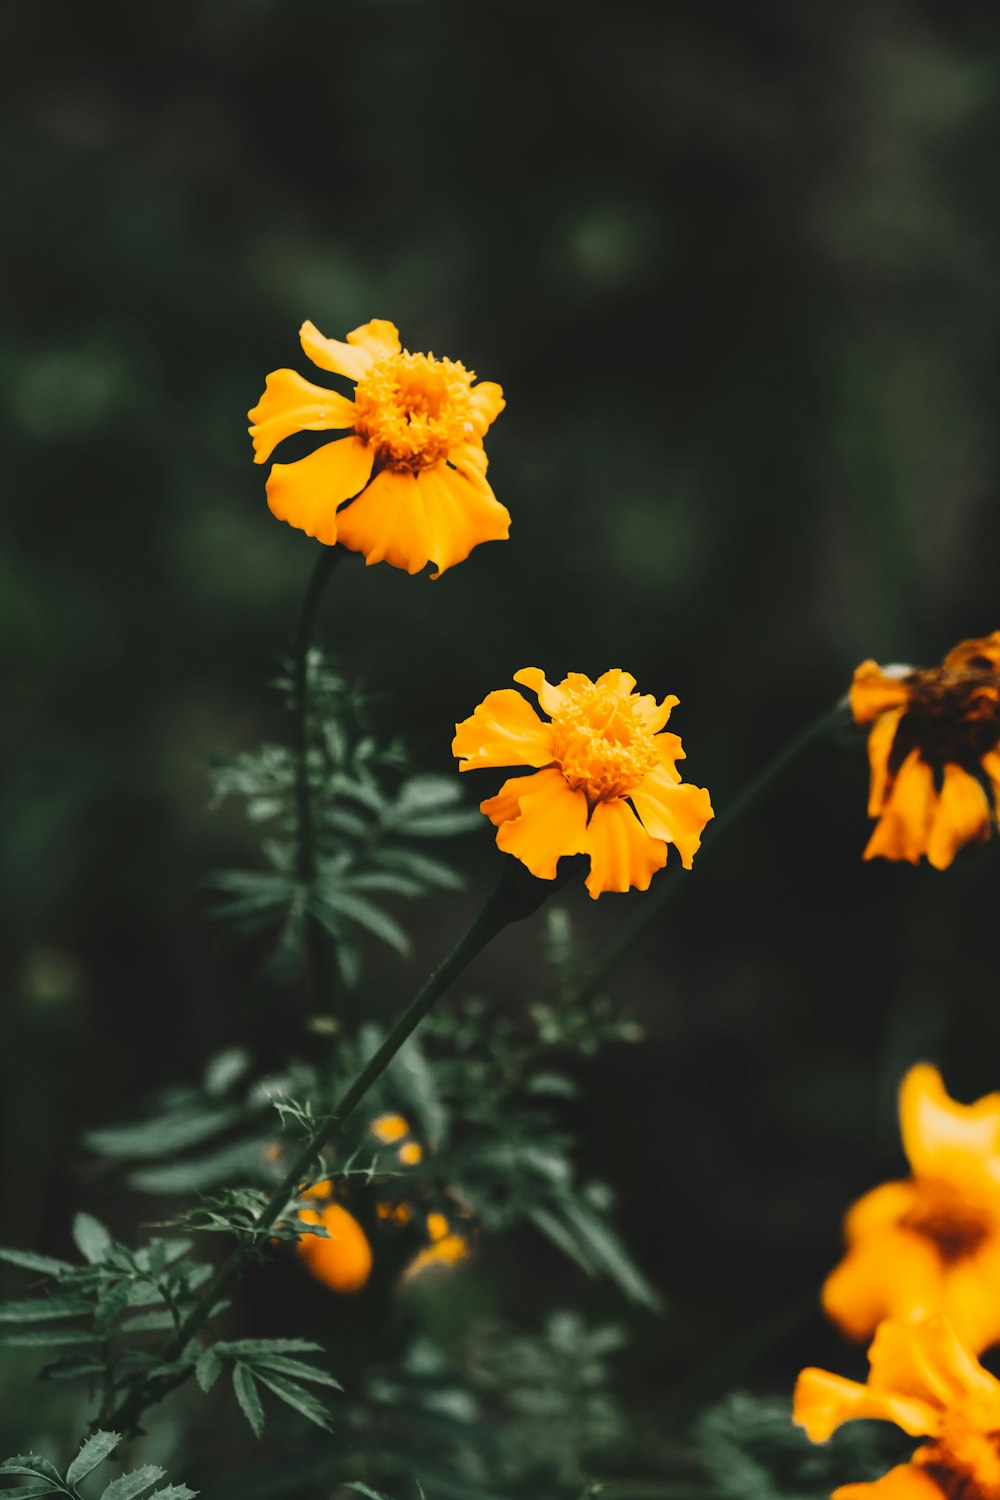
(573, 700), (848, 1007)
(102, 867), (545, 1436)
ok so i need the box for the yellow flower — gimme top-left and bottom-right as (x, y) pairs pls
(402, 1211), (471, 1282)
(452, 667), (714, 899)
(794, 1316), (1000, 1500)
(823, 1065), (1000, 1354)
(248, 318), (508, 577)
(851, 632), (1000, 869)
(294, 1183), (373, 1295)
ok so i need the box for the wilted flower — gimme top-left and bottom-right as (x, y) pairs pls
(452, 668), (713, 898)
(824, 1065), (1000, 1354)
(851, 632), (1000, 869)
(248, 318), (508, 577)
(795, 1316), (1000, 1500)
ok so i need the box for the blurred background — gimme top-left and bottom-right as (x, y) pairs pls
(3, 0), (1000, 1485)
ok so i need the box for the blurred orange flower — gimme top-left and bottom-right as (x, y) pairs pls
(294, 1183), (373, 1295)
(795, 1316), (1000, 1500)
(453, 668), (713, 899)
(824, 1065), (1000, 1354)
(851, 632), (1000, 869)
(248, 319), (508, 577)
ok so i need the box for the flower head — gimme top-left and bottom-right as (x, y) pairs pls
(248, 319), (508, 577)
(294, 1183), (373, 1295)
(452, 667), (714, 899)
(794, 1316), (1000, 1500)
(823, 1066), (1000, 1354)
(851, 633), (1000, 869)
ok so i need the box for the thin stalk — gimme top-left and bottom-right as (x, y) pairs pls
(573, 700), (848, 1007)
(101, 869), (544, 1435)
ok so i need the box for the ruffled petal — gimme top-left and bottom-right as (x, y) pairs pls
(863, 752), (936, 864)
(582, 797), (667, 899)
(844, 1181), (920, 1243)
(449, 442), (493, 494)
(822, 1225), (945, 1341)
(493, 767), (589, 879)
(266, 437), (375, 545)
(452, 690), (554, 773)
(248, 369), (356, 464)
(336, 467), (430, 573)
(833, 1462), (944, 1500)
(295, 1202), (373, 1294)
(943, 631), (1000, 673)
(866, 708), (905, 816)
(513, 667), (575, 717)
(630, 765), (714, 868)
(793, 1365), (939, 1444)
(480, 772), (536, 828)
(899, 1064), (1000, 1192)
(943, 1239), (1000, 1353)
(867, 1317), (999, 1409)
(653, 733), (685, 779)
(925, 764), (991, 871)
(851, 660), (912, 725)
(299, 318), (400, 382)
(468, 380), (505, 436)
(417, 461), (511, 578)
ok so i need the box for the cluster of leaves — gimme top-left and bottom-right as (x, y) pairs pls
(208, 652), (479, 986)
(0, 1431), (194, 1500)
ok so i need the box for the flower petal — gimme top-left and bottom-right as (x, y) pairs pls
(981, 748), (1000, 810)
(513, 667), (578, 717)
(833, 1462), (944, 1500)
(299, 318), (400, 382)
(582, 797), (667, 899)
(479, 771), (543, 828)
(296, 1202), (373, 1295)
(266, 436), (375, 545)
(942, 1240), (1000, 1354)
(468, 380), (505, 436)
(417, 462), (511, 578)
(926, 764), (991, 871)
(866, 708), (905, 816)
(794, 1363), (940, 1445)
(863, 752), (936, 864)
(248, 369), (356, 464)
(943, 631), (1000, 672)
(630, 765), (714, 868)
(899, 1064), (1000, 1192)
(336, 467), (430, 573)
(866, 1317), (999, 1409)
(822, 1224), (945, 1342)
(452, 690), (553, 773)
(851, 660), (912, 725)
(493, 767), (589, 879)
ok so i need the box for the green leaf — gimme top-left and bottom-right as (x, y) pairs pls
(0, 1460), (62, 1485)
(0, 1249), (75, 1277)
(394, 811), (482, 837)
(312, 891), (410, 956)
(127, 1140), (268, 1195)
(39, 1356), (107, 1382)
(0, 1329), (99, 1348)
(555, 1198), (663, 1311)
(344, 1487), (394, 1500)
(94, 1283), (130, 1332)
(203, 1047), (251, 1097)
(374, 847), (464, 890)
(119, 1308), (177, 1334)
(214, 1338), (323, 1358)
(0, 1485), (63, 1498)
(149, 1488), (198, 1500)
(86, 1107), (243, 1161)
(98, 1468), (165, 1500)
(246, 1354), (342, 1389)
(72, 1214), (112, 1265)
(66, 1432), (121, 1485)
(253, 1371), (335, 1433)
(0, 1296), (90, 1323)
(195, 1348), (222, 1392)
(232, 1364), (264, 1438)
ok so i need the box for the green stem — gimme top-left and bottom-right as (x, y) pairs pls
(101, 867), (547, 1436)
(574, 700), (848, 1007)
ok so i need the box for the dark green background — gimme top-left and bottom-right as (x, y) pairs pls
(3, 0), (1000, 1475)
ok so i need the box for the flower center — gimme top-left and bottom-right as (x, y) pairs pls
(352, 350), (476, 471)
(920, 1416), (1000, 1500)
(893, 658), (1000, 776)
(900, 1179), (992, 1263)
(549, 683), (660, 803)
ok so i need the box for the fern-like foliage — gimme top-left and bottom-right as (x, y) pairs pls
(0, 1430), (195, 1500)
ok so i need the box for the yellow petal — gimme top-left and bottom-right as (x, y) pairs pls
(416, 462), (511, 578)
(582, 797), (667, 899)
(403, 1232), (470, 1280)
(833, 1462), (944, 1500)
(899, 1064), (1000, 1192)
(943, 631), (1000, 672)
(452, 690), (554, 772)
(513, 667), (572, 717)
(822, 1224), (944, 1341)
(866, 708), (905, 816)
(449, 442), (493, 493)
(981, 749), (1000, 810)
(296, 1202), (373, 1295)
(336, 467), (430, 573)
(266, 436), (375, 545)
(794, 1365), (939, 1443)
(863, 752), (936, 864)
(468, 380), (505, 435)
(851, 660), (912, 725)
(867, 1316), (999, 1410)
(630, 765), (714, 868)
(943, 1240), (1000, 1353)
(479, 772), (538, 828)
(925, 764), (991, 871)
(299, 318), (400, 382)
(844, 1181), (920, 1243)
(248, 369), (356, 464)
(494, 767), (589, 879)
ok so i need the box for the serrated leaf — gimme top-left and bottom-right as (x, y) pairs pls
(253, 1371), (334, 1432)
(0, 1329), (99, 1348)
(246, 1354), (342, 1389)
(214, 1338), (323, 1358)
(98, 1467), (165, 1500)
(0, 1249), (75, 1277)
(312, 891), (410, 956)
(0, 1460), (62, 1485)
(39, 1356), (107, 1382)
(94, 1282), (130, 1333)
(195, 1348), (222, 1392)
(72, 1214), (111, 1265)
(232, 1364), (264, 1438)
(0, 1295), (90, 1323)
(66, 1431), (121, 1485)
(0, 1485), (62, 1498)
(149, 1488), (198, 1500)
(119, 1308), (177, 1334)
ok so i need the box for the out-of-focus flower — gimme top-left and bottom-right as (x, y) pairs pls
(452, 667), (713, 898)
(294, 1182), (373, 1294)
(402, 1211), (471, 1281)
(371, 1112), (424, 1166)
(248, 319), (508, 577)
(824, 1065), (1000, 1353)
(794, 1316), (1000, 1500)
(851, 633), (1000, 869)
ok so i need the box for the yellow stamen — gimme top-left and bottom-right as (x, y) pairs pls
(352, 351), (476, 472)
(549, 682), (661, 802)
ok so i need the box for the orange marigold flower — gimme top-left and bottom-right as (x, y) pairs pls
(851, 632), (1000, 869)
(402, 1211), (471, 1282)
(824, 1065), (1000, 1354)
(794, 1316), (1000, 1500)
(294, 1183), (373, 1295)
(248, 318), (508, 577)
(452, 667), (714, 899)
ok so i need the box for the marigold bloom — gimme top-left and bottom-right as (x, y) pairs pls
(248, 319), (508, 577)
(794, 1316), (1000, 1500)
(824, 1065), (1000, 1354)
(851, 632), (1000, 869)
(402, 1211), (471, 1281)
(294, 1184), (373, 1295)
(452, 668), (714, 899)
